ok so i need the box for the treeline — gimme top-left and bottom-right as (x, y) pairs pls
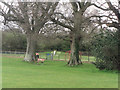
(2, 29), (90, 52)
(2, 30), (71, 52)
(2, 30), (27, 51)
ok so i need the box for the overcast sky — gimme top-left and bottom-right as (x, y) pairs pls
(0, 0), (119, 30)
(0, 0), (118, 2)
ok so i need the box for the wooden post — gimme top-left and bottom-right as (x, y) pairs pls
(59, 54), (60, 60)
(88, 51), (89, 62)
(65, 54), (66, 61)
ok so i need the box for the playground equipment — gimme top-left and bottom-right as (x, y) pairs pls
(36, 53), (39, 58)
(36, 53), (45, 64)
(65, 50), (82, 60)
(46, 53), (53, 60)
(65, 50), (71, 60)
(35, 51), (86, 61)
(53, 50), (57, 55)
(37, 58), (45, 63)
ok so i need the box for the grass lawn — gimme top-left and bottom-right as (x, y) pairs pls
(2, 56), (118, 88)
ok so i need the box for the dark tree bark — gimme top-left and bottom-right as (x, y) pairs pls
(68, 12), (83, 66)
(68, 33), (82, 66)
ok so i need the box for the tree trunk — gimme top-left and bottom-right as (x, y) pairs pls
(68, 33), (82, 66)
(68, 12), (83, 66)
(24, 34), (37, 62)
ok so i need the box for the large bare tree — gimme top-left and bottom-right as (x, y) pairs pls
(51, 1), (93, 66)
(0, 2), (58, 62)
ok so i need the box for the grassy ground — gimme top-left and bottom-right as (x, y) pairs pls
(2, 56), (118, 88)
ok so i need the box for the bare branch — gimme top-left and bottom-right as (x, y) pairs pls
(106, 22), (120, 29)
(81, 1), (91, 12)
(91, 3), (110, 11)
(51, 18), (74, 31)
(54, 12), (74, 23)
(87, 15), (118, 21)
(105, 0), (120, 20)
(70, 2), (78, 12)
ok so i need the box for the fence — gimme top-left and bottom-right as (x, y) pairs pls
(38, 52), (92, 61)
(38, 52), (69, 61)
(1, 51), (25, 54)
(1, 51), (94, 61)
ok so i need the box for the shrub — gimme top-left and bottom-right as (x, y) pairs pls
(91, 30), (118, 70)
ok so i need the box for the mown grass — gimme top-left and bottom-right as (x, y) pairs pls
(2, 56), (118, 88)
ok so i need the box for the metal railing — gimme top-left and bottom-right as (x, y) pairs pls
(0, 51), (25, 54)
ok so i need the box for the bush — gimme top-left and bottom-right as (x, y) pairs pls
(91, 30), (119, 70)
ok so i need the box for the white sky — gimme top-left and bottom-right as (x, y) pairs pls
(0, 0), (119, 30)
(0, 0), (118, 2)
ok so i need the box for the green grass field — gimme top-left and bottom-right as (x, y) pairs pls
(2, 55), (118, 88)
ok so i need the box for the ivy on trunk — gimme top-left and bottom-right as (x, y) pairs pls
(68, 33), (82, 66)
